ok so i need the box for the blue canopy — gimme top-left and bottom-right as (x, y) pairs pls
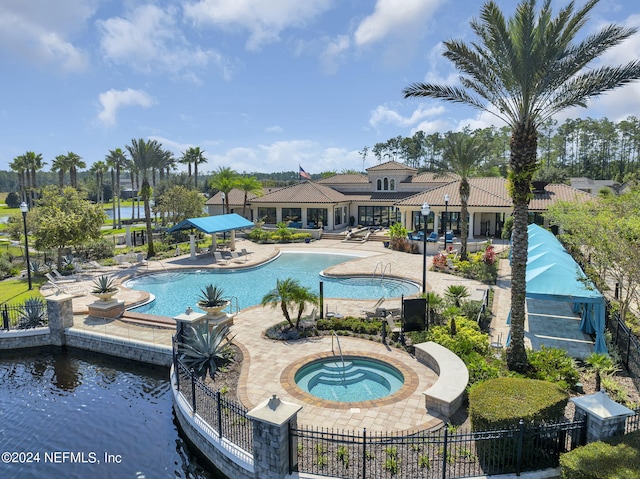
(168, 213), (254, 234)
(524, 224), (607, 353)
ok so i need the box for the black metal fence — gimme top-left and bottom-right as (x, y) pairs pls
(172, 345), (253, 453)
(607, 310), (640, 392)
(1, 300), (48, 331)
(290, 419), (586, 479)
(626, 407), (640, 434)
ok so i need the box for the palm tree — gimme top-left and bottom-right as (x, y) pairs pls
(65, 152), (85, 189)
(9, 155), (28, 204)
(261, 278), (301, 329)
(90, 161), (109, 204)
(236, 175), (263, 218)
(584, 352), (618, 392)
(23, 151), (45, 206)
(126, 138), (163, 258)
(210, 166), (239, 214)
(105, 148), (129, 229)
(182, 147), (207, 189)
(404, 0), (640, 372)
(51, 154), (71, 190)
(441, 131), (487, 260)
(292, 286), (319, 329)
(179, 150), (193, 186)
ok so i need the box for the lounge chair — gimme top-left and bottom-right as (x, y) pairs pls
(52, 269), (77, 281)
(239, 248), (252, 261)
(361, 297), (386, 318)
(45, 272), (75, 284)
(213, 252), (230, 265)
(221, 251), (234, 263)
(45, 274), (87, 296)
(300, 308), (318, 332)
(426, 232), (439, 242)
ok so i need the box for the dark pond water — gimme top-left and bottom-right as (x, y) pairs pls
(0, 347), (226, 479)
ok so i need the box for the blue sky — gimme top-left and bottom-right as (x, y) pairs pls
(1, 0), (640, 175)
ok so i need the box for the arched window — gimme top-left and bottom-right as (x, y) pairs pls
(376, 179), (382, 190)
(383, 178), (389, 190)
(390, 178), (395, 191)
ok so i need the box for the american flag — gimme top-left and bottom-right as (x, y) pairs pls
(299, 165), (311, 180)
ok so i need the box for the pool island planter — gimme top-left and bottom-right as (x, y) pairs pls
(91, 290), (119, 302)
(196, 300), (230, 316)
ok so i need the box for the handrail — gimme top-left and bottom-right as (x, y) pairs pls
(331, 331), (346, 381)
(372, 262), (383, 279)
(381, 262), (391, 280)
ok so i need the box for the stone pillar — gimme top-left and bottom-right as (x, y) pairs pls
(247, 395), (302, 479)
(47, 294), (74, 346)
(468, 212), (475, 239)
(571, 390), (635, 443)
(125, 225), (132, 247)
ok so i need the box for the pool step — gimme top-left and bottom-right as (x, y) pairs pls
(309, 369), (388, 389)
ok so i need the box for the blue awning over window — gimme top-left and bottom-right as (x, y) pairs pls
(168, 213), (254, 234)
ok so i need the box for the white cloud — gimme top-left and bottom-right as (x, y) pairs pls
(0, 0), (92, 72)
(370, 104), (446, 129)
(184, 0), (332, 51)
(353, 0), (444, 47)
(97, 4), (228, 79)
(265, 125), (284, 133)
(97, 89), (155, 127)
(320, 35), (351, 74)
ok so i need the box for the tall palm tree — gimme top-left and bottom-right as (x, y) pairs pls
(23, 151), (45, 206)
(236, 175), (263, 218)
(179, 150), (193, 186)
(9, 155), (28, 204)
(90, 161), (109, 204)
(126, 138), (162, 258)
(403, 0), (640, 372)
(65, 152), (85, 189)
(105, 148), (129, 229)
(51, 154), (70, 190)
(182, 147), (207, 189)
(210, 166), (239, 214)
(440, 131), (487, 260)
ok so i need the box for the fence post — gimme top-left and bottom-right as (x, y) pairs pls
(2, 305), (9, 330)
(362, 428), (367, 479)
(626, 328), (632, 370)
(191, 369), (197, 413)
(216, 390), (223, 437)
(442, 424), (448, 479)
(515, 419), (524, 476)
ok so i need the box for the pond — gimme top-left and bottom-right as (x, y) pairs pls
(0, 347), (227, 479)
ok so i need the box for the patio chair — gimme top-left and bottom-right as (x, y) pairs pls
(45, 272), (75, 284)
(300, 308), (318, 332)
(213, 252), (230, 265)
(52, 269), (78, 281)
(426, 232), (439, 242)
(240, 248), (252, 261)
(221, 251), (234, 263)
(45, 274), (87, 296)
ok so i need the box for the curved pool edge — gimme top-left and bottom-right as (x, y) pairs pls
(281, 350), (420, 410)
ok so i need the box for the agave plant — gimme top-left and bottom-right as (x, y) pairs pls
(17, 297), (47, 329)
(197, 284), (227, 307)
(179, 322), (235, 379)
(91, 275), (118, 294)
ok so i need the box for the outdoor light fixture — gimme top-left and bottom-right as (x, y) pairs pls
(20, 202), (32, 290)
(421, 202), (430, 294)
(444, 193), (450, 247)
(220, 192), (226, 215)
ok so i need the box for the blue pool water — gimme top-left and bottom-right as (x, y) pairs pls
(295, 357), (404, 402)
(126, 252), (418, 317)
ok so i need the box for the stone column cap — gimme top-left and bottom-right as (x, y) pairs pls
(247, 395), (302, 426)
(571, 390), (635, 420)
(173, 310), (207, 325)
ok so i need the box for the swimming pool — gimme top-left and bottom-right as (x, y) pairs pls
(126, 252), (419, 317)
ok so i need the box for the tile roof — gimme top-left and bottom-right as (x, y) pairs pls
(206, 188), (260, 205)
(366, 160), (418, 172)
(409, 172), (459, 183)
(316, 173), (370, 184)
(528, 183), (592, 211)
(248, 181), (349, 204)
(396, 177), (512, 207)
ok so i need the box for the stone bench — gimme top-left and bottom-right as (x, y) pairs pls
(413, 341), (469, 419)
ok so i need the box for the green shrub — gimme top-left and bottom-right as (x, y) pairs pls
(527, 346), (580, 390)
(316, 316), (382, 335)
(426, 317), (490, 359)
(469, 377), (569, 431)
(559, 430), (640, 479)
(465, 352), (505, 386)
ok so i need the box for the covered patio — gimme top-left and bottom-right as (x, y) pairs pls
(168, 213), (255, 259)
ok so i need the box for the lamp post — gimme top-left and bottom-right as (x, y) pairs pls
(20, 202), (32, 290)
(444, 193), (450, 247)
(421, 202), (430, 294)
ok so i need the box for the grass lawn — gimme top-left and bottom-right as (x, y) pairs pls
(0, 277), (48, 304)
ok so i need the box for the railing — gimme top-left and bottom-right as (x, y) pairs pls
(626, 407), (640, 434)
(291, 419), (586, 479)
(172, 337), (252, 453)
(606, 309), (640, 392)
(1, 301), (49, 331)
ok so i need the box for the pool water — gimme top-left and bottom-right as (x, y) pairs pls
(127, 252), (418, 317)
(295, 357), (405, 402)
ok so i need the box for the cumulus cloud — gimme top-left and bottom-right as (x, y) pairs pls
(369, 104), (446, 129)
(320, 34), (351, 74)
(97, 89), (155, 127)
(0, 0), (92, 72)
(184, 0), (332, 51)
(97, 4), (229, 79)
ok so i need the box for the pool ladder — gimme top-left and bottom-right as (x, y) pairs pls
(372, 262), (391, 280)
(331, 331), (346, 381)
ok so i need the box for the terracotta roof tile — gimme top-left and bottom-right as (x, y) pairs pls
(317, 173), (369, 184)
(248, 181), (349, 204)
(528, 183), (592, 211)
(366, 160), (418, 172)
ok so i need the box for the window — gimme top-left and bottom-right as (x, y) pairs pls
(375, 177), (395, 191)
(307, 208), (328, 227)
(383, 178), (389, 190)
(357, 206), (401, 227)
(376, 179), (382, 190)
(282, 207), (301, 223)
(390, 179), (395, 191)
(257, 207), (276, 224)
(334, 207), (342, 226)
